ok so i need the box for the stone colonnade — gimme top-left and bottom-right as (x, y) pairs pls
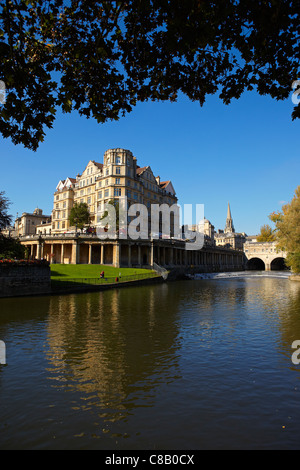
(21, 236), (245, 270)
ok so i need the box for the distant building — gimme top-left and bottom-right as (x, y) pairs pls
(187, 218), (215, 246)
(214, 203), (247, 251)
(14, 208), (51, 237)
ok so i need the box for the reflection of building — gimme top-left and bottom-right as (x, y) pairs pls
(215, 203), (247, 251)
(45, 284), (181, 423)
(14, 208), (51, 237)
(52, 148), (178, 233)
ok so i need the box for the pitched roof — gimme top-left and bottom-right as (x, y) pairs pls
(159, 180), (170, 189)
(93, 161), (103, 170)
(136, 166), (148, 175)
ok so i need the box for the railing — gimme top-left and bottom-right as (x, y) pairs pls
(51, 271), (162, 291)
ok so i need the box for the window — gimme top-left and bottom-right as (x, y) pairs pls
(127, 190), (131, 198)
(134, 192), (138, 200)
(115, 178), (120, 185)
(116, 166), (121, 175)
(87, 197), (91, 205)
(104, 189), (109, 197)
(116, 156), (121, 164)
(114, 188), (121, 197)
(98, 191), (102, 199)
(106, 179), (108, 186)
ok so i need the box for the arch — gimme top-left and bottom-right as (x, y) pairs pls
(246, 257), (265, 270)
(270, 257), (288, 271)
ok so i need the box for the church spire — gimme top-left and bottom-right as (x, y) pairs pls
(225, 202), (235, 233)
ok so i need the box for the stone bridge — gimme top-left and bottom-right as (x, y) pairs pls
(244, 241), (288, 271)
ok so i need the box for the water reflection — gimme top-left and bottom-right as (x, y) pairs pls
(45, 284), (182, 423)
(1, 275), (300, 449)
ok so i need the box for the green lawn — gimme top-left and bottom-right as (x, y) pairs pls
(50, 264), (153, 279)
(50, 264), (159, 291)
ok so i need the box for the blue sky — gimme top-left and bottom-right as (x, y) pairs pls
(0, 88), (299, 235)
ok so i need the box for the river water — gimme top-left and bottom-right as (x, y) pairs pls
(0, 271), (300, 450)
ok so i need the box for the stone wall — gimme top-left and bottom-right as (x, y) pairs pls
(0, 264), (51, 298)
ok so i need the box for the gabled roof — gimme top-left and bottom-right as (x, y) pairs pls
(160, 180), (176, 195)
(159, 180), (170, 189)
(93, 161), (103, 170)
(136, 166), (148, 175)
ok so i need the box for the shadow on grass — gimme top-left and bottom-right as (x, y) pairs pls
(50, 269), (67, 277)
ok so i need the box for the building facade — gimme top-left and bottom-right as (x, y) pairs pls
(14, 208), (51, 237)
(51, 148), (178, 234)
(215, 203), (247, 251)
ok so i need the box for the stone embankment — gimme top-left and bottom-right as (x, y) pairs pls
(0, 262), (51, 298)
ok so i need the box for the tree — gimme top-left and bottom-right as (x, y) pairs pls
(99, 199), (120, 233)
(0, 191), (25, 259)
(0, 236), (25, 260)
(0, 191), (12, 231)
(256, 224), (276, 242)
(0, 0), (299, 151)
(68, 202), (91, 231)
(269, 186), (300, 273)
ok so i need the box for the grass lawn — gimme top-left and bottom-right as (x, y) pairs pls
(50, 264), (153, 280)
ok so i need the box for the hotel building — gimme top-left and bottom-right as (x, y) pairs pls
(52, 148), (177, 233)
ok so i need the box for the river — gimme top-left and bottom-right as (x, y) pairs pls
(0, 271), (300, 450)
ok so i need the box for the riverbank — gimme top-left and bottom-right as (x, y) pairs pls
(50, 271), (164, 296)
(0, 263), (163, 298)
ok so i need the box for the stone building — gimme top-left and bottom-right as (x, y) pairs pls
(14, 208), (51, 237)
(51, 148), (178, 233)
(188, 218), (215, 246)
(214, 203), (247, 251)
